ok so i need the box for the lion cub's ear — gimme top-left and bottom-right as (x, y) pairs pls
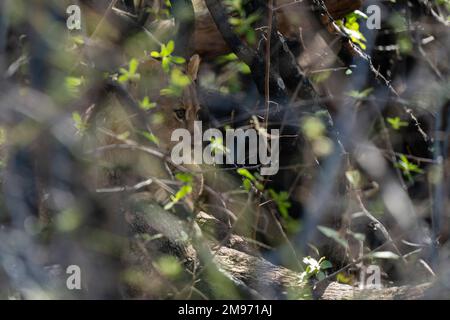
(187, 54), (201, 81)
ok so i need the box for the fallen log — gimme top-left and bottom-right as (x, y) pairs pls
(128, 195), (433, 300)
(215, 246), (433, 300)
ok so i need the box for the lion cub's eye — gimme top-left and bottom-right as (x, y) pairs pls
(173, 108), (186, 121)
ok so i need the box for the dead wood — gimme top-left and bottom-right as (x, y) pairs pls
(193, 0), (362, 58)
(127, 193), (433, 300)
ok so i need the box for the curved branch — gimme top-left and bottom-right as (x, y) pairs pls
(204, 0), (257, 66)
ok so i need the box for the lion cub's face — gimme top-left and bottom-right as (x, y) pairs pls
(93, 55), (201, 187)
(136, 54), (201, 151)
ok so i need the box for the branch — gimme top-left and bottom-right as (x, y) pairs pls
(204, 0), (256, 66)
(308, 0), (398, 95)
(204, 0), (288, 104)
(214, 246), (433, 299)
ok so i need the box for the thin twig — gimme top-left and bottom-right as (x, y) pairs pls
(264, 0), (274, 129)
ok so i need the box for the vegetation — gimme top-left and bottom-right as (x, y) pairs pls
(0, 0), (449, 300)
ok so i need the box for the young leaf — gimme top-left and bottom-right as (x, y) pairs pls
(139, 96), (156, 110)
(387, 117), (408, 130)
(237, 168), (255, 181)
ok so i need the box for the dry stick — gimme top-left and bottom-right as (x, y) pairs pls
(134, 239), (181, 296)
(192, 188), (281, 296)
(92, 136), (241, 222)
(95, 141), (260, 297)
(315, 228), (416, 286)
(377, 110), (408, 190)
(90, 0), (120, 39)
(310, 0), (398, 95)
(96, 178), (154, 193)
(204, 0), (299, 262)
(204, 0), (287, 101)
(264, 0), (274, 130)
(361, 145), (437, 164)
(204, 0), (256, 66)
(273, 0), (306, 11)
(142, 26), (163, 47)
(309, 0), (432, 183)
(355, 191), (408, 265)
(69, 0), (119, 74)
(421, 0), (450, 27)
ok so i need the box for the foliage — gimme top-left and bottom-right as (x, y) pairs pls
(237, 168), (264, 191)
(118, 58), (141, 83)
(338, 10), (368, 50)
(1, 0), (448, 300)
(72, 112), (88, 135)
(164, 173), (194, 210)
(395, 154), (424, 183)
(225, 0), (260, 44)
(150, 40), (186, 73)
(387, 117), (408, 130)
(139, 96), (157, 110)
(160, 68), (191, 97)
(300, 256), (332, 282)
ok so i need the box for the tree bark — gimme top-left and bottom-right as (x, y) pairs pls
(215, 246), (433, 300)
(193, 0), (362, 58)
(129, 195), (433, 300)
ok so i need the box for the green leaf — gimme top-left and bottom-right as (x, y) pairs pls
(336, 272), (353, 284)
(164, 184), (192, 210)
(56, 208), (83, 232)
(117, 131), (130, 140)
(395, 154), (424, 176)
(341, 11), (368, 50)
(345, 170), (362, 189)
(216, 53), (238, 64)
(387, 117), (408, 130)
(155, 256), (182, 279)
(72, 111), (82, 124)
(65, 76), (83, 87)
(237, 62), (251, 74)
(237, 168), (255, 181)
(65, 76), (84, 94)
(166, 40), (175, 55)
(320, 260), (333, 270)
(170, 69), (191, 87)
(175, 184), (193, 200)
(118, 59), (141, 83)
(175, 172), (193, 184)
(140, 131), (160, 145)
(269, 189), (291, 218)
(301, 116), (326, 139)
(139, 96), (156, 110)
(160, 88), (175, 96)
(170, 56), (186, 64)
(301, 256), (331, 281)
(210, 136), (229, 155)
(162, 57), (170, 73)
(72, 112), (87, 134)
(243, 179), (252, 191)
(71, 35), (85, 45)
(347, 87), (373, 99)
(129, 58), (139, 74)
(150, 51), (161, 58)
(317, 271), (326, 281)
